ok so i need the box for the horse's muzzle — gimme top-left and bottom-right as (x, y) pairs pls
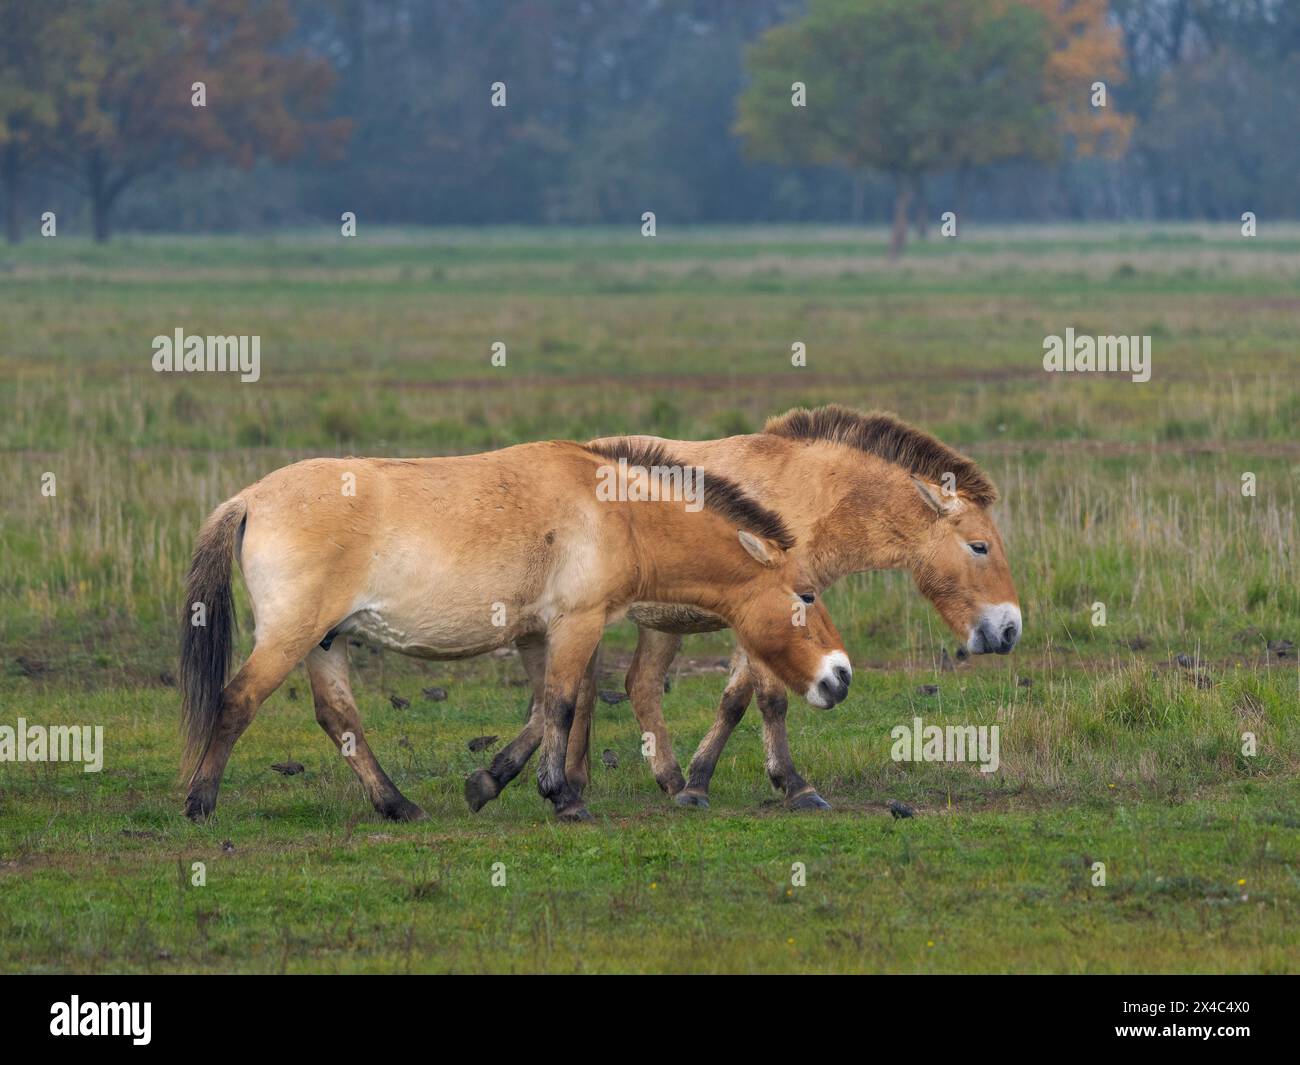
(967, 603), (1022, 655)
(806, 651), (852, 708)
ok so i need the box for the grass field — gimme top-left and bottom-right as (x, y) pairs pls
(1, 224), (1298, 972)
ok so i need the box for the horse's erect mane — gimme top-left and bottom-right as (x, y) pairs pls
(763, 405), (998, 505)
(585, 438), (795, 549)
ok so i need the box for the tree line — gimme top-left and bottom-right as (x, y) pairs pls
(1, 0), (1295, 246)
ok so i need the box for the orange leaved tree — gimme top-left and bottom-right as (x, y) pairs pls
(736, 0), (1060, 258)
(38, 0), (349, 241)
(1018, 0), (1133, 157)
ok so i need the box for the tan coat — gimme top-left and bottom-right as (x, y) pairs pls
(179, 438), (851, 823)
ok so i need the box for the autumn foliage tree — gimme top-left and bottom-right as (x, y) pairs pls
(737, 0), (1131, 257)
(1020, 0), (1133, 157)
(5, 0), (348, 242)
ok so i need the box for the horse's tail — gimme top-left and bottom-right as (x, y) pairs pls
(179, 497), (247, 783)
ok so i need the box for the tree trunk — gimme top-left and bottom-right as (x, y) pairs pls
(912, 177), (928, 241)
(955, 166), (970, 224)
(88, 150), (111, 243)
(92, 194), (112, 243)
(3, 142), (20, 244)
(850, 170), (866, 226)
(889, 175), (915, 260)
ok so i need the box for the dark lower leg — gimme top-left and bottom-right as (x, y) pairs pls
(184, 699), (255, 821)
(535, 618), (605, 820)
(308, 645), (423, 821)
(184, 642), (307, 821)
(537, 692), (588, 819)
(564, 653), (597, 793)
(756, 685), (828, 810)
(465, 697), (544, 811)
(465, 637), (548, 811)
(678, 655), (755, 806)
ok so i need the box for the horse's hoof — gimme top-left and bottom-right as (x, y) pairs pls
(787, 790), (832, 812)
(674, 790), (710, 809)
(556, 804), (594, 823)
(382, 798), (428, 822)
(464, 770), (500, 813)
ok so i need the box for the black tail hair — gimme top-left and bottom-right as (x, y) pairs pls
(179, 498), (245, 782)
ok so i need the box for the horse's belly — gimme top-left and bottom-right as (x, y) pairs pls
(628, 602), (728, 634)
(338, 605), (530, 660)
(342, 541), (549, 657)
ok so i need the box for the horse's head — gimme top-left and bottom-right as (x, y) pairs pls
(725, 530), (851, 708)
(908, 478), (1021, 656)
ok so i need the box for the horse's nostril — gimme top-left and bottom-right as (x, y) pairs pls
(1002, 623), (1018, 645)
(834, 665), (852, 689)
(817, 675), (846, 705)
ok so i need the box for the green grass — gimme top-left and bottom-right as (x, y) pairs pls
(4, 226), (1298, 663)
(1, 223), (1297, 972)
(2, 668), (1297, 974)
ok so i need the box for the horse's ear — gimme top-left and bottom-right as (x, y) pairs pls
(738, 529), (780, 567)
(912, 476), (962, 516)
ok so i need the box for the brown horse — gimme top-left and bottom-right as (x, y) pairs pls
(553, 406), (1019, 810)
(464, 407), (1020, 815)
(465, 405), (1013, 806)
(179, 438), (850, 822)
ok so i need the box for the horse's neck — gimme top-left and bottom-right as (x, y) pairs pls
(803, 473), (923, 582)
(625, 510), (746, 613)
(723, 439), (922, 584)
(619, 435), (927, 589)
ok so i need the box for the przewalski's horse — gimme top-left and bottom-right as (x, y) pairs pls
(560, 406), (1020, 810)
(179, 439), (850, 823)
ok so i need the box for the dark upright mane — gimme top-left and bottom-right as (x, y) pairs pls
(764, 406), (997, 505)
(586, 438), (795, 549)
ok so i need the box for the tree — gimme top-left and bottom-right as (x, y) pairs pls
(36, 0), (349, 241)
(736, 0), (1060, 257)
(0, 2), (67, 243)
(1020, 0), (1133, 158)
(1111, 0), (1297, 217)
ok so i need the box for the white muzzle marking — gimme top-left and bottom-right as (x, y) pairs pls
(966, 602), (1022, 655)
(805, 650), (852, 708)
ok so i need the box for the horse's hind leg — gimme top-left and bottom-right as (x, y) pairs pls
(464, 635), (547, 811)
(184, 630), (321, 821)
(306, 642), (425, 821)
(624, 627), (685, 796)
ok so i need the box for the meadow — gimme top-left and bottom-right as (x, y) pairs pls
(1, 224), (1297, 972)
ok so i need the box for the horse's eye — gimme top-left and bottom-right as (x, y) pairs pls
(798, 592), (816, 605)
(969, 541), (989, 556)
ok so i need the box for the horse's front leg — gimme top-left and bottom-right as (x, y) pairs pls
(677, 647), (755, 808)
(563, 651), (598, 794)
(754, 675), (830, 811)
(465, 635), (547, 812)
(538, 612), (606, 821)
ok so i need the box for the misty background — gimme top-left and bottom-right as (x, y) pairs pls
(1, 0), (1298, 244)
